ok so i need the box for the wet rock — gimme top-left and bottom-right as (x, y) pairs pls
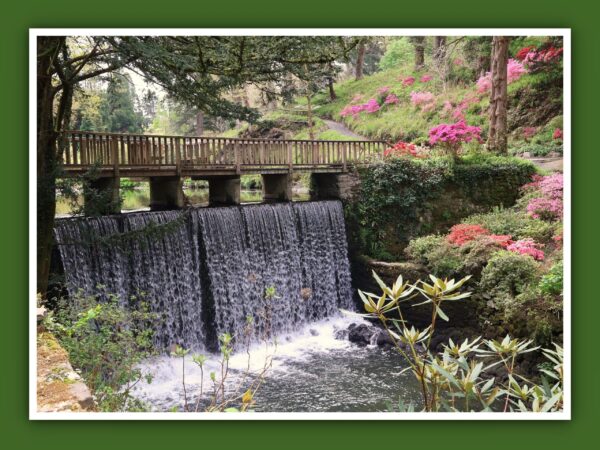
(309, 329), (319, 336)
(348, 324), (376, 346)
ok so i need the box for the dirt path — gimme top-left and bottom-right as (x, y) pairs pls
(322, 119), (366, 140)
(527, 157), (563, 172)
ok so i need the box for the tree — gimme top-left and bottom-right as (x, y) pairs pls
(36, 35), (357, 294)
(487, 36), (510, 153)
(101, 73), (145, 133)
(355, 38), (366, 80)
(410, 36), (426, 70)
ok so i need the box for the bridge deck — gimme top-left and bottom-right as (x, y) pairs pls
(59, 131), (388, 178)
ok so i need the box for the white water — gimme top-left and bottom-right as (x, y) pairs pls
(132, 315), (421, 412)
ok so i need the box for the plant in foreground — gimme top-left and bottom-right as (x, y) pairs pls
(344, 271), (563, 412)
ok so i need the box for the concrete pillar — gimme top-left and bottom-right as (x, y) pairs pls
(149, 176), (185, 211)
(207, 176), (240, 206)
(84, 177), (120, 215)
(310, 173), (361, 202)
(262, 173), (292, 202)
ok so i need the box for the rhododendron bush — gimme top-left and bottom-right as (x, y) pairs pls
(428, 121), (482, 156)
(506, 238), (545, 261)
(383, 141), (424, 158)
(476, 59), (527, 93)
(410, 91), (435, 109)
(447, 224), (490, 246)
(401, 76), (415, 86)
(524, 173), (563, 221)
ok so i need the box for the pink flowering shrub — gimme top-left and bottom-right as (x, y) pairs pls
(507, 238), (545, 261)
(429, 121), (483, 156)
(384, 93), (399, 105)
(476, 59), (527, 93)
(410, 91), (435, 111)
(376, 86), (390, 95)
(340, 98), (383, 118)
(350, 94), (363, 103)
(420, 74), (433, 83)
(402, 76), (415, 86)
(363, 98), (380, 113)
(523, 127), (538, 140)
(553, 128), (563, 140)
(524, 173), (563, 221)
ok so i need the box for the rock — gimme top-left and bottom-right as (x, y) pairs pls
(347, 323), (376, 346)
(547, 151), (561, 158)
(522, 152), (531, 158)
(309, 329), (319, 336)
(375, 330), (395, 347)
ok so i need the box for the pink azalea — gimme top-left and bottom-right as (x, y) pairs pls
(377, 86), (390, 95)
(410, 91), (435, 109)
(507, 239), (545, 261)
(477, 59), (527, 93)
(429, 121), (482, 147)
(384, 93), (399, 105)
(420, 74), (433, 83)
(553, 128), (563, 140)
(363, 98), (381, 113)
(402, 76), (416, 86)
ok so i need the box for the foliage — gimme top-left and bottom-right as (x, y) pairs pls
(45, 290), (158, 411)
(379, 37), (414, 70)
(538, 260), (563, 296)
(461, 207), (556, 243)
(428, 121), (483, 157)
(479, 250), (541, 310)
(447, 224), (490, 246)
(506, 238), (545, 261)
(347, 272), (563, 412)
(350, 154), (536, 260)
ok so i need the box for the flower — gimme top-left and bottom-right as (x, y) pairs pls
(383, 141), (418, 158)
(476, 59), (527, 93)
(429, 121), (482, 147)
(489, 234), (513, 248)
(553, 128), (563, 140)
(363, 98), (380, 113)
(383, 93), (399, 105)
(402, 76), (415, 86)
(523, 127), (538, 140)
(447, 224), (490, 246)
(507, 239), (545, 261)
(420, 74), (433, 83)
(410, 91), (435, 110)
(376, 86), (390, 95)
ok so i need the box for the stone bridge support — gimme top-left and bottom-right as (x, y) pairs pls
(204, 176), (241, 206)
(84, 177), (121, 215)
(310, 172), (361, 202)
(262, 174), (292, 202)
(150, 176), (185, 211)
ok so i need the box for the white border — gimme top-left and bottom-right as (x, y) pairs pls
(29, 28), (571, 421)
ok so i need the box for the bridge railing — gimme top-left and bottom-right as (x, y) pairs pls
(60, 131), (389, 174)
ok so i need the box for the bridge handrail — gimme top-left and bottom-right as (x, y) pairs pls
(59, 130), (390, 175)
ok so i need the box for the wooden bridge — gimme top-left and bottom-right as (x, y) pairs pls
(59, 131), (389, 211)
(60, 131), (388, 178)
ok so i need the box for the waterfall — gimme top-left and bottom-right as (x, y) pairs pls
(54, 201), (353, 351)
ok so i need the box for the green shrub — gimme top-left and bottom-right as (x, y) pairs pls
(462, 207), (556, 243)
(47, 291), (158, 411)
(509, 141), (563, 157)
(479, 250), (541, 310)
(405, 235), (462, 277)
(539, 260), (564, 296)
(351, 154), (536, 259)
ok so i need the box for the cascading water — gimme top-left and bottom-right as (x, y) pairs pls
(54, 200), (354, 351)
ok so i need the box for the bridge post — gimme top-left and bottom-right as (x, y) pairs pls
(84, 177), (121, 216)
(149, 176), (185, 211)
(262, 174), (292, 202)
(206, 176), (241, 206)
(310, 173), (360, 202)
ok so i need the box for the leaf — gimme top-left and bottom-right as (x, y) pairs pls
(436, 306), (449, 322)
(541, 392), (562, 412)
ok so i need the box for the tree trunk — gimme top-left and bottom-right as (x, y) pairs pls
(196, 111), (205, 136)
(306, 94), (315, 140)
(413, 37), (425, 70)
(487, 36), (510, 153)
(355, 40), (366, 81)
(327, 77), (337, 101)
(37, 36), (62, 296)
